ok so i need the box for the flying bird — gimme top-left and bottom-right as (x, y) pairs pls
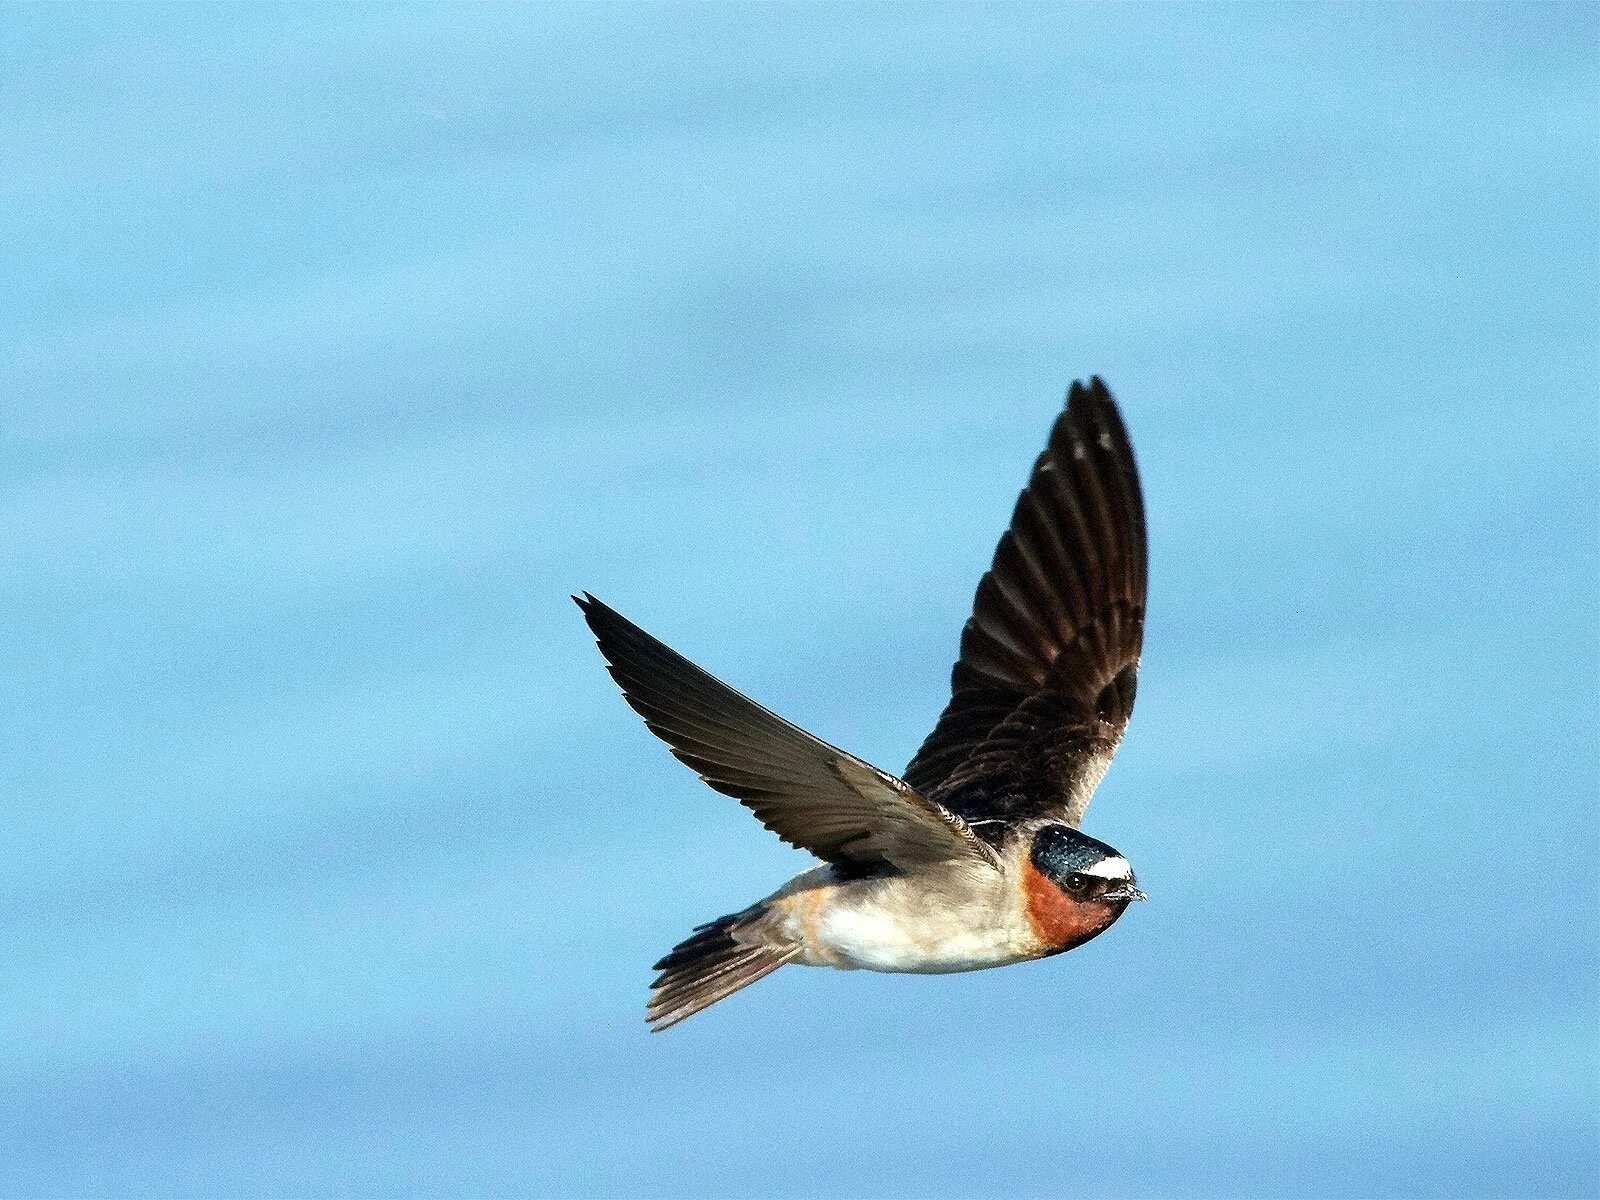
(577, 377), (1147, 1030)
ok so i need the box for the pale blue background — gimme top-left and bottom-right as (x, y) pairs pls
(3, 3), (1596, 1197)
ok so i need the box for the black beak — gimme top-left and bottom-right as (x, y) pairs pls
(1103, 884), (1147, 903)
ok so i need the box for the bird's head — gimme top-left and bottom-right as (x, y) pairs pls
(1021, 824), (1145, 953)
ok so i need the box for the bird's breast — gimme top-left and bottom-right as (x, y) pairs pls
(774, 868), (1039, 974)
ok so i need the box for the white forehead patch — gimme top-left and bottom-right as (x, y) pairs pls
(1083, 856), (1132, 880)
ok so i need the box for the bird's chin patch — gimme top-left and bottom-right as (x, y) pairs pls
(1021, 861), (1123, 954)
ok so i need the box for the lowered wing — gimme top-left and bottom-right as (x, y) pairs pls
(577, 594), (999, 875)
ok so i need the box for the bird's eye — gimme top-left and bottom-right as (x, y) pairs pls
(1064, 872), (1093, 896)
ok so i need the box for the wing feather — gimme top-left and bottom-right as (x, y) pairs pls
(577, 594), (998, 873)
(904, 377), (1147, 828)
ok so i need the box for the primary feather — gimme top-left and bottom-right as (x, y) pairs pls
(905, 376), (1147, 830)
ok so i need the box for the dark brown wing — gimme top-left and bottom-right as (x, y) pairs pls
(903, 377), (1147, 829)
(577, 594), (999, 875)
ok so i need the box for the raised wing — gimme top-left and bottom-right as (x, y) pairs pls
(903, 377), (1147, 828)
(577, 594), (999, 875)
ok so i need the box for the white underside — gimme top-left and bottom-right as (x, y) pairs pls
(774, 866), (1040, 974)
(814, 901), (1033, 973)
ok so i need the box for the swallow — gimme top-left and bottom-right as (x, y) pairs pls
(577, 376), (1147, 1030)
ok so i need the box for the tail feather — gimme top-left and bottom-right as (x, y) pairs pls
(648, 909), (798, 1031)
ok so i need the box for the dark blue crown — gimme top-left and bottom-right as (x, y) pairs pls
(1030, 825), (1122, 883)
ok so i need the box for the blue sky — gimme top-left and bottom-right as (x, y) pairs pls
(3, 3), (1596, 1197)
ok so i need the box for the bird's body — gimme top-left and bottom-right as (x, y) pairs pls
(579, 377), (1149, 1029)
(771, 860), (1033, 974)
(709, 825), (1135, 976)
